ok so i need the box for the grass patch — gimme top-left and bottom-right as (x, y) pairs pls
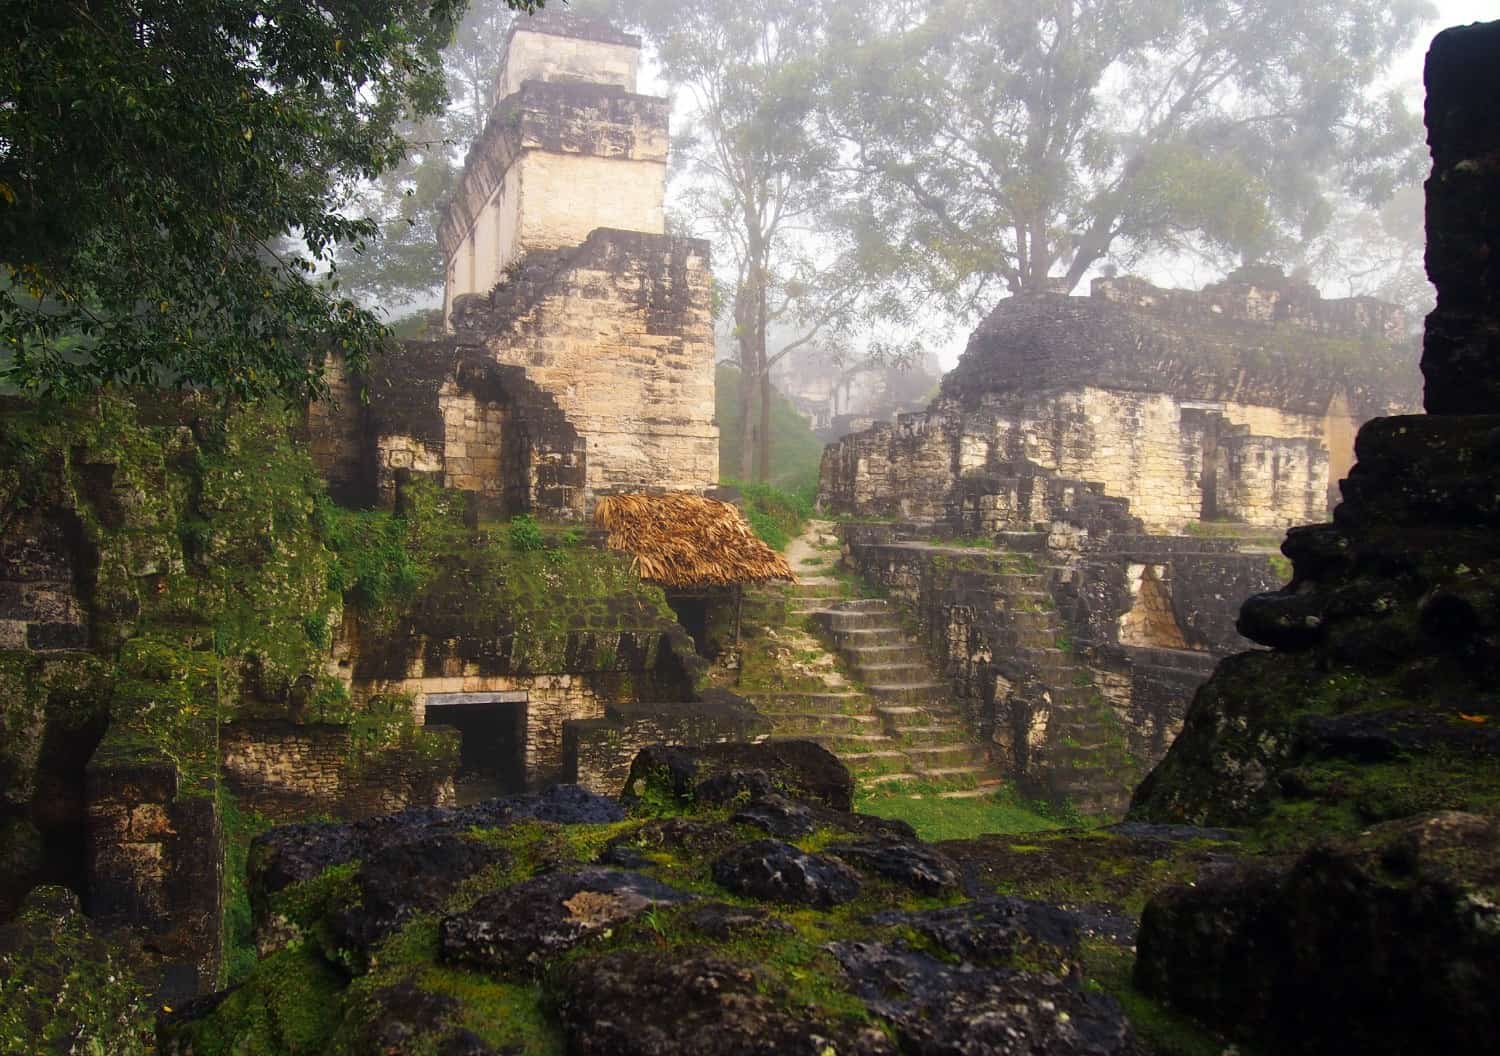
(220, 789), (276, 985)
(855, 787), (1061, 842)
(727, 480), (814, 551)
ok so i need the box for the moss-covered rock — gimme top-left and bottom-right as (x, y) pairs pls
(1134, 811), (1500, 1055)
(161, 745), (1157, 1056)
(0, 885), (154, 1055)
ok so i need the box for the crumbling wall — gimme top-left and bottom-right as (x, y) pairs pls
(562, 693), (771, 796)
(440, 78), (669, 321)
(220, 719), (458, 822)
(453, 228), (719, 499)
(308, 345), (589, 519)
(821, 272), (1419, 534)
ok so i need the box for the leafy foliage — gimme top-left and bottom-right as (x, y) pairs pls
(731, 480), (814, 551)
(507, 514), (545, 553)
(333, 1), (527, 311)
(818, 0), (1434, 308)
(0, 0), (542, 400)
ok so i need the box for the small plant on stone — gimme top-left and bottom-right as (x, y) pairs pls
(508, 514), (544, 552)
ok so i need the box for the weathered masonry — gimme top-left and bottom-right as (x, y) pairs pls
(309, 13), (718, 516)
(820, 269), (1422, 814)
(822, 268), (1420, 534)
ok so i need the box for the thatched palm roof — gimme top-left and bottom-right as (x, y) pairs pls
(594, 493), (795, 589)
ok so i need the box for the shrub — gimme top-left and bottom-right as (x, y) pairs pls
(508, 514), (544, 552)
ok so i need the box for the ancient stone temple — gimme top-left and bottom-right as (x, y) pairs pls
(821, 270), (1422, 813)
(823, 269), (1419, 534)
(308, 13), (718, 517)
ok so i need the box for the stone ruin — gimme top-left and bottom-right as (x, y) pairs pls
(820, 267), (1422, 812)
(307, 12), (719, 519)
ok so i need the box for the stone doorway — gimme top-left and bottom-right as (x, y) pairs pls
(423, 692), (528, 804)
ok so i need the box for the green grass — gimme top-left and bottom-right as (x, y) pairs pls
(855, 787), (1062, 842)
(728, 479), (815, 551)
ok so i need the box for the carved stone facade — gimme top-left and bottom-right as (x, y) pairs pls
(821, 270), (1420, 813)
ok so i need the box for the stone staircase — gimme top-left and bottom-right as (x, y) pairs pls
(954, 548), (1136, 817)
(734, 520), (1005, 797)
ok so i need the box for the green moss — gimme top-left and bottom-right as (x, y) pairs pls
(221, 789), (276, 985)
(1081, 943), (1248, 1056)
(418, 966), (563, 1055)
(0, 888), (154, 1055)
(854, 788), (1062, 841)
(170, 945), (345, 1055)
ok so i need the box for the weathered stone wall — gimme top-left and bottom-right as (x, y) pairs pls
(0, 510), (88, 653)
(493, 15), (642, 105)
(838, 488), (1278, 815)
(85, 734), (221, 1003)
(220, 720), (458, 823)
(1121, 29), (1500, 1055)
(562, 694), (771, 796)
(821, 272), (1419, 534)
(453, 229), (719, 499)
(440, 78), (669, 323)
(309, 345), (589, 518)
(362, 673), (609, 789)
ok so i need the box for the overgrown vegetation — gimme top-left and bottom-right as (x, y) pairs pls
(729, 480), (815, 551)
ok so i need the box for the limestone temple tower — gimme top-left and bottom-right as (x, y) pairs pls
(311, 13), (718, 516)
(438, 16), (667, 324)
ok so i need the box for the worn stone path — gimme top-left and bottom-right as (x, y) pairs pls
(735, 519), (1006, 797)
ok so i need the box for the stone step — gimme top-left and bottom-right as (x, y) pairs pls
(849, 661), (931, 684)
(842, 750), (912, 776)
(803, 733), (903, 753)
(739, 691), (866, 714)
(874, 704), (933, 728)
(830, 626), (908, 648)
(863, 771), (924, 787)
(764, 712), (881, 735)
(791, 581), (846, 599)
(904, 743), (993, 770)
(889, 724), (970, 746)
(918, 765), (999, 784)
(828, 598), (891, 613)
(935, 782), (1007, 799)
(819, 610), (888, 631)
(843, 644), (925, 667)
(866, 682), (947, 706)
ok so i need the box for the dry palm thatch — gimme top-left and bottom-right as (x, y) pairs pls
(594, 493), (795, 588)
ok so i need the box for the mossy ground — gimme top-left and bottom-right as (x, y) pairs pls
(855, 786), (1061, 841)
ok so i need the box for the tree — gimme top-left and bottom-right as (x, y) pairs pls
(0, 0), (541, 402)
(819, 0), (1434, 311)
(334, 2), (520, 316)
(620, 0), (887, 483)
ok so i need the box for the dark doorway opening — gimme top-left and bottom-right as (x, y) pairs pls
(669, 596), (709, 655)
(423, 693), (527, 804)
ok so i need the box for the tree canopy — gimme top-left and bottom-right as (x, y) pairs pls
(0, 0), (539, 401)
(819, 0), (1434, 310)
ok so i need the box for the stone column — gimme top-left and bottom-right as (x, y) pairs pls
(1421, 20), (1500, 413)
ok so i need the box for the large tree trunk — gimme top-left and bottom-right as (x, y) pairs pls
(734, 289), (756, 481)
(757, 367), (772, 484)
